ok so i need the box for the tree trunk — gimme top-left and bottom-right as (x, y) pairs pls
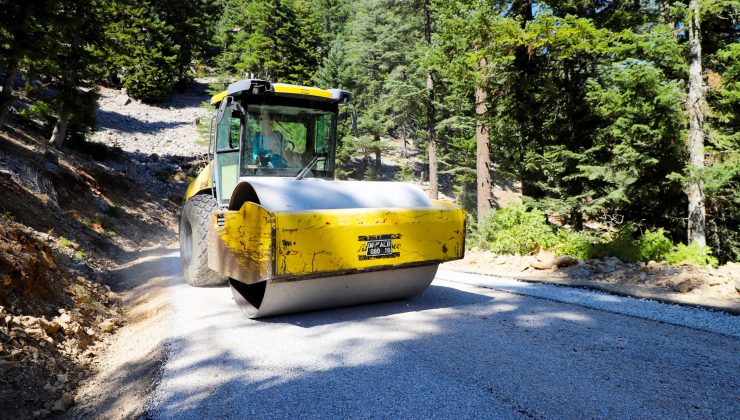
(476, 58), (492, 225)
(686, 0), (706, 247)
(50, 102), (71, 148)
(423, 0), (438, 199)
(374, 133), (381, 179)
(0, 59), (20, 131)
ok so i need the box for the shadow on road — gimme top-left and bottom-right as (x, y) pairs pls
(262, 284), (496, 328)
(147, 277), (740, 419)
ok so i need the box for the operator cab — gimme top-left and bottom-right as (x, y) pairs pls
(209, 79), (351, 206)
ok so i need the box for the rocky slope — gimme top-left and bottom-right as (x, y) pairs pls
(0, 81), (209, 418)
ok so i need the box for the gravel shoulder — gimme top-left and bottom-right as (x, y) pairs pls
(443, 249), (740, 314)
(70, 246), (177, 419)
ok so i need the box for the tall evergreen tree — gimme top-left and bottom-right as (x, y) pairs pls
(99, 1), (180, 102)
(339, 0), (423, 178)
(686, 0), (708, 247)
(35, 0), (105, 147)
(216, 0), (322, 84)
(422, 0), (439, 199)
(152, 0), (220, 88)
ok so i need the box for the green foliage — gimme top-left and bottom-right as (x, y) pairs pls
(665, 243), (719, 267)
(216, 0), (322, 83)
(66, 90), (100, 145)
(589, 227), (641, 263)
(580, 60), (686, 222)
(103, 3), (179, 102)
(2, 0), (737, 264)
(476, 204), (556, 255)
(394, 162), (414, 182)
(58, 237), (73, 248)
(334, 137), (357, 179)
(313, 39), (353, 90)
(97, 0), (218, 101)
(427, 0), (737, 262)
(586, 227), (675, 264)
(474, 211), (722, 267)
(551, 230), (599, 260)
(334, 135), (393, 180)
(18, 100), (54, 126)
(638, 229), (674, 262)
(154, 0), (220, 88)
(464, 213), (478, 250)
(73, 250), (87, 263)
(2, 212), (16, 222)
(363, 166), (379, 181)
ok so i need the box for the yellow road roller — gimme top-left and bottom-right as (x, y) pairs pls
(179, 79), (465, 317)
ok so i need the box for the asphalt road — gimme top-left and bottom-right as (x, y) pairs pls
(149, 260), (739, 419)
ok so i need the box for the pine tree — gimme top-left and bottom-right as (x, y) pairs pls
(152, 0), (220, 88)
(338, 0), (423, 178)
(216, 0), (321, 84)
(686, 0), (740, 260)
(99, 1), (180, 102)
(34, 0), (106, 147)
(686, 0), (707, 247)
(581, 60), (686, 223)
(423, 0), (438, 199)
(0, 0), (48, 130)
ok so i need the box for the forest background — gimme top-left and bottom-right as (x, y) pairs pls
(0, 0), (738, 265)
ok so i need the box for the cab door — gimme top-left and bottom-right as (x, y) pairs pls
(213, 97), (243, 206)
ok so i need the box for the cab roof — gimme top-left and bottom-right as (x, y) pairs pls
(210, 79), (352, 106)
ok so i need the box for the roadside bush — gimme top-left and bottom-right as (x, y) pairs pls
(551, 230), (598, 260)
(589, 227), (641, 263)
(477, 204), (556, 255)
(638, 228), (674, 262)
(465, 213), (479, 249)
(665, 243), (719, 267)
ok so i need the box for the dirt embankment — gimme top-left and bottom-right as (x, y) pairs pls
(0, 82), (209, 418)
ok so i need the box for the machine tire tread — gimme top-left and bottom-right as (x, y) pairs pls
(180, 194), (227, 286)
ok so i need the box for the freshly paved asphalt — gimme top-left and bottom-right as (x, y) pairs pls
(149, 259), (739, 419)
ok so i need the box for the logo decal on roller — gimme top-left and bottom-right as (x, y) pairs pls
(357, 234), (401, 260)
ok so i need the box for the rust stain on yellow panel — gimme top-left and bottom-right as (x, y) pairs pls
(208, 202), (274, 284)
(274, 205), (465, 277)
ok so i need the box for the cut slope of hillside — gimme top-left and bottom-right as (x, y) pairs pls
(0, 81), (209, 418)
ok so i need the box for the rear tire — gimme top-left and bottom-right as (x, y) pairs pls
(179, 194), (227, 287)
